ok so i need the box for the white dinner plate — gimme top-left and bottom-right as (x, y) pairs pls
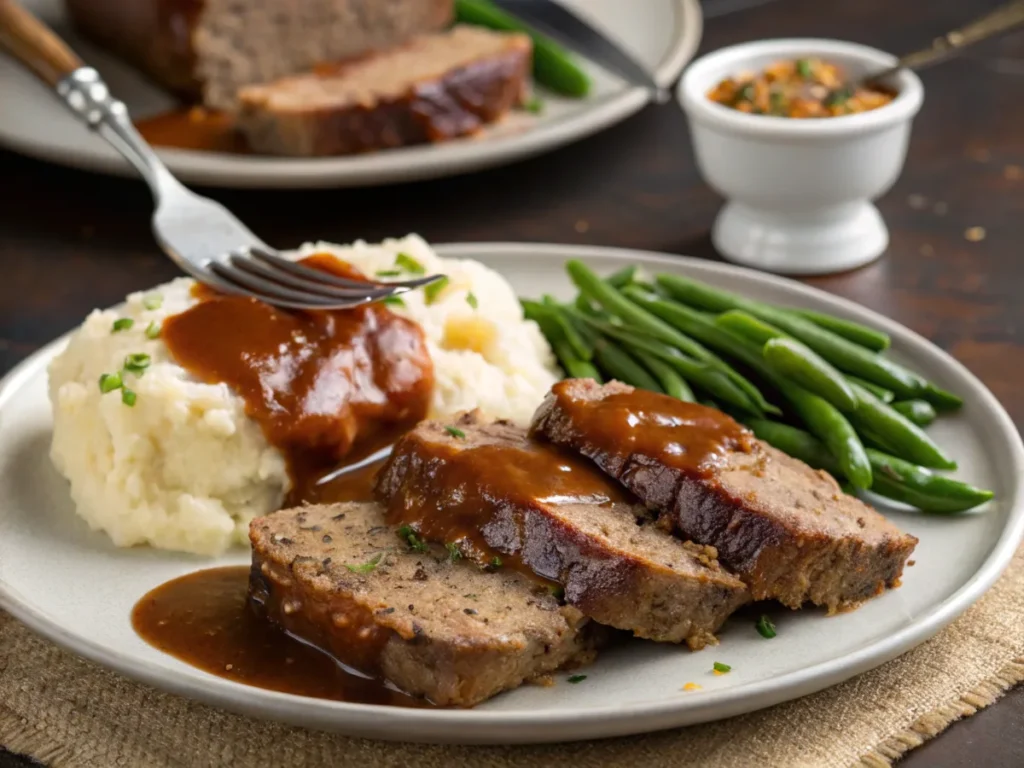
(0, 0), (701, 188)
(1, 243), (1022, 745)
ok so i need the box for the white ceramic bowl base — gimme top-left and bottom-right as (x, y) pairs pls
(713, 200), (888, 274)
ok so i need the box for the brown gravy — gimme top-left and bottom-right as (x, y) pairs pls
(135, 108), (249, 154)
(132, 566), (430, 708)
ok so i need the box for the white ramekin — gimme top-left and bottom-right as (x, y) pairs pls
(678, 38), (924, 275)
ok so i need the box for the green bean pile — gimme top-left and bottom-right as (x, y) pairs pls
(523, 261), (994, 514)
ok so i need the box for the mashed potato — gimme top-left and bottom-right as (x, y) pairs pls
(48, 236), (560, 555)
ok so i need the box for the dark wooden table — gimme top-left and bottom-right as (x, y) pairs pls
(1, 0), (1021, 765)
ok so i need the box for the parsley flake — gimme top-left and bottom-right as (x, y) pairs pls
(375, 269), (402, 278)
(121, 388), (137, 407)
(345, 553), (383, 574)
(382, 296), (406, 308)
(98, 372), (123, 394)
(755, 615), (777, 639)
(713, 661), (731, 673)
(567, 675), (587, 684)
(142, 294), (163, 310)
(424, 276), (449, 305)
(444, 425), (466, 439)
(145, 321), (161, 340)
(112, 318), (134, 333)
(394, 252), (426, 275)
(466, 292), (479, 309)
(446, 542), (463, 563)
(398, 524), (428, 553)
(123, 353), (151, 374)
(523, 96), (544, 114)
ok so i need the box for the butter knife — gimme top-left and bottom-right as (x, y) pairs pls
(490, 0), (670, 102)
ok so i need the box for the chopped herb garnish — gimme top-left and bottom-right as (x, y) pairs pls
(98, 372), (123, 393)
(490, 556), (503, 568)
(713, 661), (732, 673)
(463, 593), (478, 599)
(466, 292), (479, 309)
(567, 675), (587, 684)
(523, 96), (544, 114)
(446, 542), (463, 563)
(345, 553), (383, 573)
(769, 91), (786, 114)
(755, 614), (777, 639)
(397, 524), (429, 553)
(824, 87), (853, 108)
(142, 294), (163, 310)
(549, 585), (565, 600)
(145, 321), (161, 340)
(734, 83), (755, 104)
(375, 269), (402, 277)
(795, 58), (814, 79)
(121, 388), (137, 407)
(444, 425), (466, 439)
(382, 296), (406, 308)
(123, 353), (151, 374)
(112, 318), (134, 333)
(424, 276), (449, 305)
(394, 252), (426, 275)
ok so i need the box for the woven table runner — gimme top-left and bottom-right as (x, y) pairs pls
(1, 545), (1022, 768)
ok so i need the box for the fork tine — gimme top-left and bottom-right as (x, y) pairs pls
(250, 246), (443, 290)
(229, 255), (402, 300)
(210, 262), (387, 309)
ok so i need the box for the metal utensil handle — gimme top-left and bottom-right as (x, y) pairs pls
(0, 0), (179, 201)
(897, 0), (1024, 72)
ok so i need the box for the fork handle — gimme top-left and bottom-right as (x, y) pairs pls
(0, 0), (183, 199)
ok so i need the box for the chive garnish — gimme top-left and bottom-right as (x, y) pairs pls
(755, 615), (777, 639)
(824, 87), (853, 108)
(112, 318), (134, 333)
(567, 675), (587, 684)
(796, 58), (813, 79)
(394, 252), (426, 275)
(466, 292), (479, 309)
(98, 372), (123, 393)
(424, 276), (449, 305)
(123, 353), (151, 374)
(121, 388), (137, 407)
(713, 661), (732, 673)
(375, 269), (402, 277)
(446, 542), (463, 563)
(397, 524), (428, 553)
(444, 425), (466, 439)
(142, 294), (163, 310)
(145, 321), (161, 340)
(524, 96), (544, 114)
(345, 553), (383, 573)
(382, 296), (406, 308)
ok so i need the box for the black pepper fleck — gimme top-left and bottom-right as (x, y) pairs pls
(463, 608), (478, 615)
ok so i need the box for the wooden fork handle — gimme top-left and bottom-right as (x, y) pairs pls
(0, 0), (83, 87)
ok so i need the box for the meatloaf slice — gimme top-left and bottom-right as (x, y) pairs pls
(236, 26), (532, 157)
(249, 502), (599, 707)
(374, 413), (749, 648)
(66, 0), (455, 109)
(530, 379), (919, 612)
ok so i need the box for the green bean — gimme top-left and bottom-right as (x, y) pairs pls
(789, 309), (890, 352)
(714, 310), (785, 346)
(713, 327), (871, 488)
(540, 297), (592, 360)
(921, 384), (964, 411)
(606, 265), (639, 289)
(592, 338), (662, 393)
(846, 376), (895, 403)
(891, 399), (937, 427)
(657, 274), (931, 399)
(847, 382), (956, 470)
(867, 449), (993, 513)
(619, 289), (781, 416)
(634, 351), (695, 401)
(763, 337), (858, 412)
(521, 301), (600, 381)
(454, 0), (591, 97)
(570, 313), (759, 413)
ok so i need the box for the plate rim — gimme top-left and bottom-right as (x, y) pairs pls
(0, 0), (702, 189)
(1, 241), (1022, 744)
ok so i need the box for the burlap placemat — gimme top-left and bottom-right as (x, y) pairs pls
(2, 545), (1022, 768)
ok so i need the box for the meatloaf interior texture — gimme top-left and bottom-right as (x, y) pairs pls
(236, 26), (532, 156)
(65, 0), (455, 109)
(530, 379), (919, 612)
(249, 502), (599, 707)
(374, 412), (749, 648)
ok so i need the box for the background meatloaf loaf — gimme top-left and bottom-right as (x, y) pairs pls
(249, 502), (600, 707)
(236, 26), (531, 157)
(531, 379), (919, 613)
(374, 412), (749, 648)
(65, 0), (454, 109)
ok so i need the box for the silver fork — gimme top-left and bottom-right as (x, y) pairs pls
(0, 0), (443, 310)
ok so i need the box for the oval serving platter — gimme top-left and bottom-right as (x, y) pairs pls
(0, 243), (1021, 744)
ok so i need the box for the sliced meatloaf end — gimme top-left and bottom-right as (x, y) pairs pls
(530, 379), (919, 612)
(236, 26), (531, 157)
(374, 413), (749, 649)
(249, 502), (599, 707)
(65, 0), (455, 109)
